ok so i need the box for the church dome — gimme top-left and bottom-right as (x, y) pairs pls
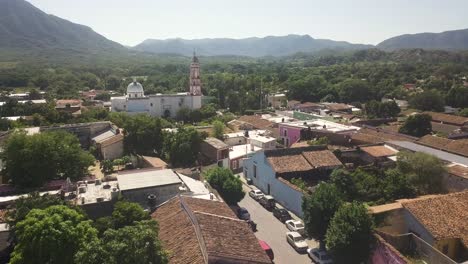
(127, 81), (144, 94)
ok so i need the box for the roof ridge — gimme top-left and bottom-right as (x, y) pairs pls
(179, 196), (209, 264)
(193, 211), (245, 222)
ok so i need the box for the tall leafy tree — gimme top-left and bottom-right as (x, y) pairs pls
(398, 114), (432, 137)
(163, 127), (202, 167)
(325, 202), (374, 264)
(445, 85), (468, 108)
(10, 205), (99, 264)
(338, 79), (374, 103)
(329, 169), (356, 201)
(212, 120), (225, 140)
(121, 114), (164, 155)
(302, 183), (343, 246)
(409, 89), (445, 112)
(111, 201), (150, 229)
(2, 131), (95, 188)
(204, 167), (245, 205)
(75, 220), (168, 264)
(396, 151), (446, 194)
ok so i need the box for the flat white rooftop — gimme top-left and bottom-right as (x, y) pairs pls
(229, 144), (262, 160)
(77, 181), (119, 204)
(281, 119), (360, 132)
(117, 168), (182, 191)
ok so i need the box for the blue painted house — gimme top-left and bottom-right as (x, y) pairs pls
(243, 146), (342, 217)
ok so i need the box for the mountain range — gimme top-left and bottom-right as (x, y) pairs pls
(133, 36), (372, 57)
(0, 0), (124, 59)
(0, 0), (467, 60)
(377, 28), (468, 51)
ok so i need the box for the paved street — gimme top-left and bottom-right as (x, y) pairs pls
(239, 184), (313, 264)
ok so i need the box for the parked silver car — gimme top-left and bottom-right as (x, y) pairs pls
(286, 231), (308, 253)
(285, 220), (305, 236)
(249, 189), (264, 201)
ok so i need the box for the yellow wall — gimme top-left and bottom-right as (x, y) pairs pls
(435, 238), (461, 260)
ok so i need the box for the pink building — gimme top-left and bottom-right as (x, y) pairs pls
(279, 120), (360, 147)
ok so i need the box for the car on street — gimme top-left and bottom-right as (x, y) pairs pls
(307, 248), (333, 264)
(246, 178), (253, 185)
(258, 239), (274, 261)
(237, 207), (250, 220)
(285, 220), (305, 235)
(259, 195), (276, 210)
(273, 206), (292, 222)
(249, 189), (264, 201)
(286, 232), (308, 253)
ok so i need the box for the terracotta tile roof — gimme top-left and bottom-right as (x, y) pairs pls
(403, 191), (468, 247)
(302, 150), (343, 168)
(265, 146), (342, 174)
(142, 156), (168, 169)
(237, 115), (274, 129)
(100, 133), (123, 147)
(448, 165), (468, 179)
(446, 139), (468, 157)
(204, 137), (229, 150)
(418, 135), (450, 149)
(424, 112), (468, 126)
(287, 100), (301, 108)
(267, 153), (313, 174)
(418, 135), (468, 157)
(196, 212), (271, 263)
(430, 122), (459, 135)
(152, 196), (270, 264)
(290, 141), (310, 148)
(325, 103), (352, 112)
(351, 127), (417, 145)
(55, 99), (82, 108)
(360, 145), (398, 158)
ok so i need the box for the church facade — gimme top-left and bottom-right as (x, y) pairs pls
(111, 54), (202, 118)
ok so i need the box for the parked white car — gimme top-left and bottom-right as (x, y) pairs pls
(249, 189), (264, 201)
(286, 232), (308, 253)
(285, 220), (305, 235)
(307, 248), (333, 264)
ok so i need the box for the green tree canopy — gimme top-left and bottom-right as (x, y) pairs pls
(396, 151), (446, 194)
(121, 114), (164, 155)
(325, 202), (374, 264)
(111, 201), (150, 229)
(409, 89), (445, 112)
(10, 205), (98, 264)
(364, 100), (400, 118)
(338, 79), (374, 103)
(302, 183), (343, 243)
(205, 167), (245, 205)
(445, 85), (468, 108)
(399, 113), (432, 137)
(329, 169), (356, 201)
(163, 127), (202, 167)
(75, 220), (168, 264)
(212, 120), (225, 140)
(2, 131), (95, 188)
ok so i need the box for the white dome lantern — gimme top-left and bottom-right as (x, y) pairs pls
(127, 80), (144, 98)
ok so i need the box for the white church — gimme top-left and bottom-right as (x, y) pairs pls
(111, 54), (203, 118)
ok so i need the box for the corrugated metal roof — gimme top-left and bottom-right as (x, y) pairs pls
(387, 140), (468, 166)
(92, 130), (115, 143)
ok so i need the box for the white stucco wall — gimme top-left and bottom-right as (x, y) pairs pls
(244, 151), (304, 217)
(111, 94), (202, 118)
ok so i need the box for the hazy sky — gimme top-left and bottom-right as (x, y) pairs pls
(28, 0), (468, 46)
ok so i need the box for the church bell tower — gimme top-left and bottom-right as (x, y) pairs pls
(189, 52), (202, 96)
